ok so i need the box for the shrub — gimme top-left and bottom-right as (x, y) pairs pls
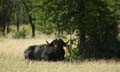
(13, 28), (29, 39)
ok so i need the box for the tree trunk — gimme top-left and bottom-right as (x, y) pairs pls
(79, 30), (86, 53)
(22, 0), (35, 38)
(16, 5), (20, 32)
(2, 23), (6, 36)
(28, 15), (35, 37)
(6, 23), (10, 34)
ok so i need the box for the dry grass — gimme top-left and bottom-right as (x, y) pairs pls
(0, 35), (120, 72)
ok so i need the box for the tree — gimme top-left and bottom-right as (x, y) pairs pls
(0, 0), (14, 35)
(15, 0), (20, 32)
(40, 0), (120, 59)
(21, 0), (36, 37)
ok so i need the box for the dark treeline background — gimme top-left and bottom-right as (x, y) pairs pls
(0, 0), (120, 59)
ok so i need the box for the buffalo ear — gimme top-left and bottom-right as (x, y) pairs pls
(46, 40), (50, 44)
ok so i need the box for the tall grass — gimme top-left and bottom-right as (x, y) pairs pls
(0, 36), (120, 72)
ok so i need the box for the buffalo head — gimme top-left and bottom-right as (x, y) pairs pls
(46, 39), (68, 48)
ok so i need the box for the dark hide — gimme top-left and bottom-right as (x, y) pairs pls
(24, 39), (67, 61)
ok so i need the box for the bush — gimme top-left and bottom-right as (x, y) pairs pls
(13, 28), (29, 39)
(65, 37), (80, 61)
(66, 47), (80, 61)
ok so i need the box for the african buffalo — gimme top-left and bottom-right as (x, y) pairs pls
(24, 39), (68, 61)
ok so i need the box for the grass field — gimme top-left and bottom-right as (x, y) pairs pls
(0, 36), (120, 72)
